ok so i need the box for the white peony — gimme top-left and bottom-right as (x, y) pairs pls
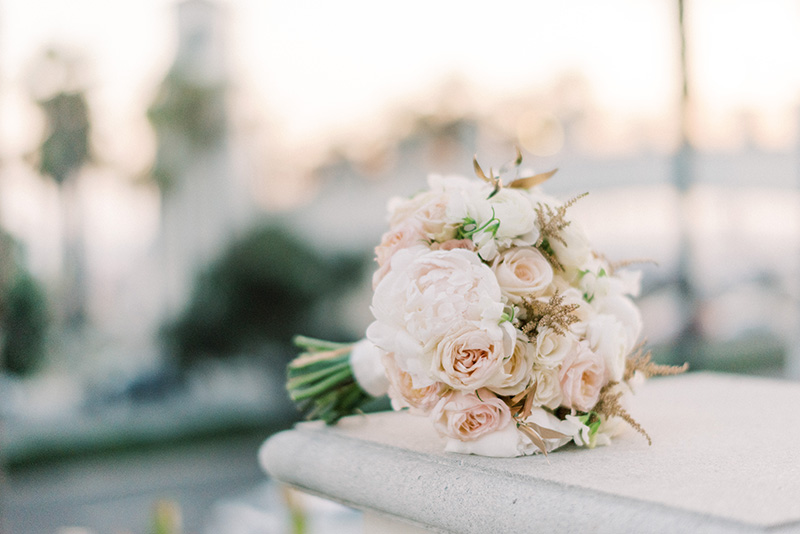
(367, 248), (505, 387)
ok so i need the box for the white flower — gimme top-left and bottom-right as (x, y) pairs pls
(349, 339), (390, 397)
(492, 247), (553, 303)
(427, 321), (516, 390)
(530, 365), (563, 409)
(580, 266), (642, 302)
(549, 221), (591, 270)
(367, 248), (505, 387)
(533, 326), (575, 369)
(517, 408), (582, 455)
(488, 188), (537, 242)
(587, 295), (643, 382)
(485, 335), (535, 396)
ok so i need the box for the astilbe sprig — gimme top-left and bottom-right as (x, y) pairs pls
(534, 192), (588, 270)
(519, 291), (579, 339)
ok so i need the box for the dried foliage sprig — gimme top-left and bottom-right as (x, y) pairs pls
(534, 192), (588, 248)
(624, 344), (689, 381)
(519, 291), (579, 339)
(594, 382), (653, 446)
(473, 147), (558, 198)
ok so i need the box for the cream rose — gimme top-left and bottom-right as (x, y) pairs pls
(428, 322), (516, 390)
(533, 326), (575, 369)
(382, 352), (443, 413)
(559, 341), (606, 412)
(485, 336), (535, 396)
(530, 365), (563, 409)
(432, 389), (511, 442)
(492, 247), (553, 303)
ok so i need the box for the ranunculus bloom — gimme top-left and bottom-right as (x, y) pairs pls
(559, 341), (606, 412)
(432, 389), (511, 442)
(382, 352), (443, 413)
(492, 247), (553, 303)
(429, 322), (515, 390)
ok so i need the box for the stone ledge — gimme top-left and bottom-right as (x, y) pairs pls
(261, 373), (800, 533)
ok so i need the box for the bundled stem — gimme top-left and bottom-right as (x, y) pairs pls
(287, 336), (373, 424)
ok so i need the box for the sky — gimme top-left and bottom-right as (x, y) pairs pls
(1, 0), (799, 281)
(2, 0), (799, 158)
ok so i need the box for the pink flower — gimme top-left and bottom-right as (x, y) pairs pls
(431, 239), (476, 252)
(432, 389), (511, 442)
(372, 222), (427, 289)
(430, 322), (515, 390)
(559, 341), (606, 412)
(382, 352), (444, 413)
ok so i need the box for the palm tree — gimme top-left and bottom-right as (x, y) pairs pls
(28, 48), (92, 328)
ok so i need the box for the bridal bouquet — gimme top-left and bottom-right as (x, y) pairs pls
(287, 151), (685, 457)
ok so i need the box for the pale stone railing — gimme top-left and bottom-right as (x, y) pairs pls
(260, 373), (800, 533)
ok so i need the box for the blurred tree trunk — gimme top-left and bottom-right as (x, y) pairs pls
(672, 0), (700, 365)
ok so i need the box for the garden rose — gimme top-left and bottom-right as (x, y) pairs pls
(492, 247), (553, 303)
(534, 326), (575, 368)
(428, 322), (516, 390)
(432, 389), (511, 442)
(530, 365), (563, 409)
(485, 336), (536, 396)
(372, 223), (427, 288)
(382, 352), (443, 413)
(559, 341), (606, 412)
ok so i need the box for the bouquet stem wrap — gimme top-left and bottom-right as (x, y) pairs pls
(287, 336), (386, 424)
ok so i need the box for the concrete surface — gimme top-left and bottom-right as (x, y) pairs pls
(261, 372), (800, 533)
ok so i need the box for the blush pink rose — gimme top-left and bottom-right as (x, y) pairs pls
(372, 222), (427, 289)
(430, 322), (515, 390)
(558, 341), (606, 412)
(382, 352), (444, 413)
(431, 239), (476, 252)
(432, 389), (511, 442)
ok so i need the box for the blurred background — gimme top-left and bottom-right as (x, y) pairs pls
(1, 0), (799, 532)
